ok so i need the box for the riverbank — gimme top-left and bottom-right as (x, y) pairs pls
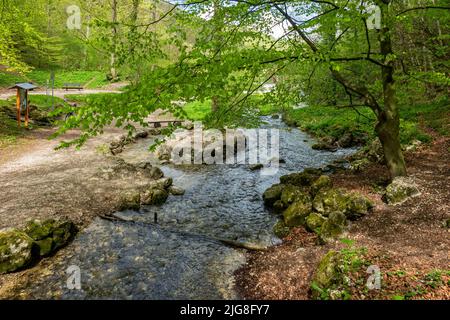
(236, 136), (450, 300)
(0, 123), (177, 297)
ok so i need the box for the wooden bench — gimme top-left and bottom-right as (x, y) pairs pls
(63, 83), (83, 91)
(148, 120), (183, 128)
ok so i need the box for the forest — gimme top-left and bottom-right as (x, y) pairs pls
(0, 0), (449, 305)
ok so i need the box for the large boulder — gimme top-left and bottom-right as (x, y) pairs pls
(118, 190), (141, 211)
(311, 250), (342, 299)
(280, 185), (309, 206)
(319, 212), (347, 242)
(24, 219), (77, 257)
(283, 196), (313, 227)
(263, 184), (285, 207)
(385, 177), (420, 205)
(311, 175), (333, 196)
(0, 229), (35, 274)
(305, 213), (327, 233)
(313, 188), (373, 220)
(141, 188), (169, 205)
(280, 171), (318, 187)
(312, 188), (349, 217)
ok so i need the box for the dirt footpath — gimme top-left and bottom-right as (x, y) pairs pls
(0, 127), (160, 231)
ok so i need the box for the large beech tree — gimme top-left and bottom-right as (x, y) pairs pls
(55, 0), (449, 179)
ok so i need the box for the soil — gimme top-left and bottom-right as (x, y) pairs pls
(236, 137), (450, 300)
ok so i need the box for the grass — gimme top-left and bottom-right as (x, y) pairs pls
(0, 70), (110, 89)
(281, 97), (450, 146)
(0, 95), (70, 148)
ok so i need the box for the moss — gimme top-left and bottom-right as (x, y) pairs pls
(305, 213), (326, 233)
(385, 177), (420, 205)
(24, 219), (55, 241)
(311, 175), (333, 196)
(273, 220), (291, 239)
(263, 184), (285, 206)
(141, 188), (169, 206)
(313, 188), (373, 219)
(319, 212), (347, 242)
(35, 238), (54, 257)
(280, 185), (309, 207)
(313, 188), (349, 217)
(119, 190), (141, 210)
(280, 172), (318, 187)
(0, 229), (35, 274)
(283, 199), (313, 227)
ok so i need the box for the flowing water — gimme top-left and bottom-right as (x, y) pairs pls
(23, 117), (356, 299)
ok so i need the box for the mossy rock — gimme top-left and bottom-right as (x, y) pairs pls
(24, 219), (77, 256)
(319, 212), (347, 242)
(52, 221), (77, 250)
(280, 185), (310, 207)
(0, 229), (35, 274)
(283, 197), (313, 227)
(313, 188), (349, 217)
(273, 200), (286, 214)
(273, 220), (291, 239)
(311, 250), (342, 299)
(385, 177), (420, 205)
(35, 238), (53, 257)
(280, 171), (318, 187)
(311, 175), (333, 196)
(306, 213), (327, 233)
(141, 188), (169, 206)
(119, 190), (141, 211)
(24, 219), (55, 241)
(313, 188), (372, 220)
(263, 183), (285, 206)
(345, 193), (373, 220)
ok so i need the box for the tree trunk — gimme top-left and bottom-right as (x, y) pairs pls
(377, 0), (407, 179)
(110, 0), (118, 81)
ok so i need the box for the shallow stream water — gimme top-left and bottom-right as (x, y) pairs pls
(24, 117), (356, 299)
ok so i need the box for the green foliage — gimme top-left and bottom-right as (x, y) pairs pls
(0, 70), (109, 89)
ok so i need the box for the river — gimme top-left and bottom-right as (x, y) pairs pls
(21, 116), (356, 299)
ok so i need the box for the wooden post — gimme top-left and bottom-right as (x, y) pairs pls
(25, 90), (29, 128)
(16, 88), (20, 127)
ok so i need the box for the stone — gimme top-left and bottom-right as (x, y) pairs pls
(263, 184), (285, 207)
(345, 193), (373, 220)
(313, 188), (372, 219)
(134, 131), (149, 139)
(313, 188), (349, 217)
(385, 177), (421, 205)
(169, 186), (185, 196)
(273, 220), (291, 239)
(280, 172), (317, 187)
(310, 250), (342, 299)
(319, 211), (347, 241)
(311, 175), (333, 196)
(271, 114), (280, 119)
(141, 188), (169, 205)
(24, 219), (77, 256)
(0, 229), (35, 274)
(149, 166), (164, 180)
(119, 190), (141, 211)
(35, 238), (53, 257)
(350, 158), (371, 172)
(337, 133), (353, 148)
(283, 198), (313, 227)
(306, 213), (327, 233)
(280, 185), (309, 206)
(51, 221), (77, 250)
(249, 164), (264, 171)
(273, 200), (286, 214)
